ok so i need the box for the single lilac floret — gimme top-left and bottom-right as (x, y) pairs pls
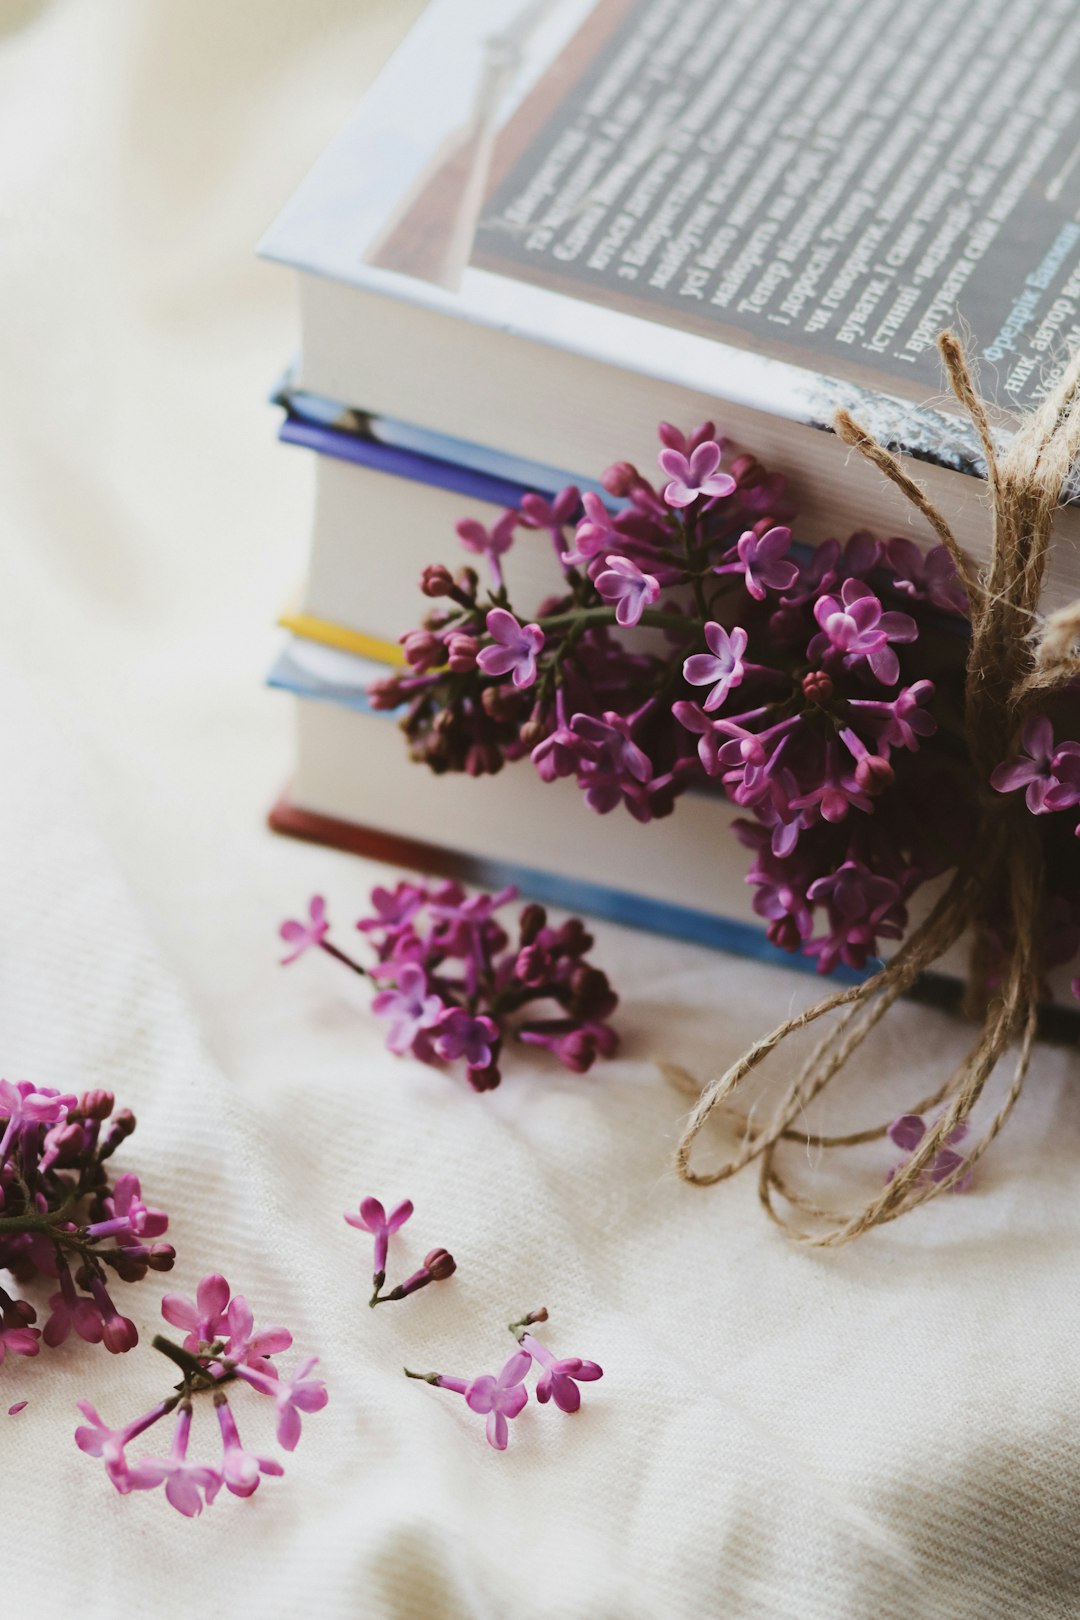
(371, 963), (445, 1054)
(658, 441), (736, 508)
(683, 623), (748, 711)
(594, 554), (661, 626)
(476, 609), (545, 689)
(279, 896), (330, 965)
(990, 717), (1080, 814)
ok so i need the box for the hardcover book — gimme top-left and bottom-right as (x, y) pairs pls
(260, 0), (1080, 606)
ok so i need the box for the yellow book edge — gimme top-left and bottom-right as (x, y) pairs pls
(278, 610), (405, 668)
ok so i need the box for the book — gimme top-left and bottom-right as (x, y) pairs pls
(277, 390), (609, 661)
(260, 0), (1080, 611)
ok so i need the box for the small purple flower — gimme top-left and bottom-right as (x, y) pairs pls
(990, 717), (1080, 814)
(887, 1114), (972, 1191)
(235, 1356), (329, 1452)
(161, 1272), (231, 1354)
(594, 554), (661, 626)
(0, 1079), (78, 1159)
(569, 711), (651, 785)
(85, 1172), (168, 1244)
(356, 881), (428, 940)
(279, 896), (330, 965)
(810, 578), (917, 686)
(658, 441), (736, 508)
(220, 1294), (293, 1372)
(883, 537), (968, 616)
(520, 485), (581, 556)
(371, 963), (445, 1054)
(43, 1262), (104, 1348)
(0, 1304), (40, 1367)
(682, 623), (748, 711)
(658, 419), (717, 456)
(74, 1398), (172, 1494)
(465, 1349), (533, 1450)
(563, 491), (619, 566)
(343, 1196), (414, 1281)
(128, 1406), (223, 1517)
(521, 1332), (603, 1413)
(847, 682), (937, 752)
(434, 1008), (499, 1069)
(735, 526), (799, 599)
(476, 609), (545, 689)
(456, 509), (517, 586)
(215, 1400), (285, 1498)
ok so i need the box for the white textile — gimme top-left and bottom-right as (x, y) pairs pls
(1, 4), (1079, 1617)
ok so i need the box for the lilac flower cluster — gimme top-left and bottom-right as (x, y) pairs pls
(406, 1307), (602, 1451)
(378, 421), (1080, 997)
(75, 1274), (327, 1515)
(344, 1192), (456, 1307)
(0, 1082), (172, 1374)
(280, 883), (619, 1089)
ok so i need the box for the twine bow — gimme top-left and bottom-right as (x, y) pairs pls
(675, 332), (1080, 1244)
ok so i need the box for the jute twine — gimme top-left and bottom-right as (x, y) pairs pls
(673, 331), (1080, 1244)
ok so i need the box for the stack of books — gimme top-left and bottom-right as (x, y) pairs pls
(258, 0), (1080, 978)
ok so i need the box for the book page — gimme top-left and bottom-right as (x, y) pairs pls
(465, 0), (1080, 411)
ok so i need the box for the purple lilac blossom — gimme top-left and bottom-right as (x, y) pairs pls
(594, 554), (661, 626)
(658, 441), (736, 507)
(476, 609), (545, 689)
(683, 623), (748, 710)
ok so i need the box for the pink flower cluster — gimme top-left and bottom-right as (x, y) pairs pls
(0, 1082), (172, 1378)
(344, 1193), (456, 1306)
(407, 1307), (602, 1451)
(74, 1274), (327, 1516)
(280, 883), (619, 1089)
(374, 420), (1080, 1000)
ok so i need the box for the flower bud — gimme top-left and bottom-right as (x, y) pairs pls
(767, 916), (803, 953)
(518, 902), (548, 945)
(423, 1247), (456, 1281)
(514, 944), (546, 986)
(802, 670), (834, 704)
(79, 1090), (114, 1120)
(466, 1062), (501, 1092)
(367, 677), (405, 711)
(855, 754), (894, 795)
(447, 632), (479, 673)
(601, 460), (638, 497)
(99, 1109), (136, 1160)
(518, 718), (546, 750)
(401, 630), (444, 671)
(420, 563), (455, 597)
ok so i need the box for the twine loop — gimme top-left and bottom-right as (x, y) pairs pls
(675, 333), (1080, 1243)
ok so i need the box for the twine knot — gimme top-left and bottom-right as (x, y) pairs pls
(675, 332), (1080, 1243)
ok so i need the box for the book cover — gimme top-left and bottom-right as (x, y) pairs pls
(260, 0), (1080, 475)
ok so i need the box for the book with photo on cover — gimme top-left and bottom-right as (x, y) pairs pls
(260, 0), (1080, 606)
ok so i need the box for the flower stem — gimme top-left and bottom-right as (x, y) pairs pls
(318, 939), (370, 978)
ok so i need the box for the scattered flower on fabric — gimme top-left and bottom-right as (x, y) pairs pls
(407, 1308), (603, 1451)
(281, 884), (619, 1089)
(74, 1278), (326, 1513)
(0, 1085), (172, 1377)
(406, 1349), (532, 1451)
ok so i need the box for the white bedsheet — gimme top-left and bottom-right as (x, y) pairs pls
(2, 4), (1079, 1616)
